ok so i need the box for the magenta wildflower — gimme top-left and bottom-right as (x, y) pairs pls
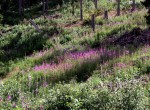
(34, 62), (57, 71)
(7, 95), (12, 101)
(69, 49), (98, 60)
(33, 47), (127, 73)
(115, 62), (127, 68)
(34, 62), (73, 72)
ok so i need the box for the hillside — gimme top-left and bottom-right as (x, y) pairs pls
(0, 0), (150, 109)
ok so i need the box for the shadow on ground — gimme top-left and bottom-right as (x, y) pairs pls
(66, 27), (150, 82)
(1, 0), (70, 25)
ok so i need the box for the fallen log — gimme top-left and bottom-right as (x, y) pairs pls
(29, 19), (41, 32)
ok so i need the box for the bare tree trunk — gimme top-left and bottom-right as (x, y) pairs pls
(42, 0), (46, 13)
(71, 1), (75, 15)
(80, 0), (83, 21)
(46, 0), (49, 12)
(116, 0), (120, 16)
(26, 0), (30, 10)
(1, 0), (8, 26)
(29, 19), (42, 32)
(72, 4), (75, 15)
(91, 14), (95, 32)
(94, 0), (98, 9)
(19, 0), (23, 16)
(104, 10), (108, 19)
(26, 0), (29, 9)
(22, 0), (24, 14)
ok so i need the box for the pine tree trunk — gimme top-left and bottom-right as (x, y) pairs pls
(80, 0), (83, 21)
(27, 0), (31, 10)
(116, 0), (121, 16)
(19, 0), (23, 16)
(1, 1), (8, 25)
(91, 14), (95, 32)
(46, 0), (49, 11)
(72, 4), (75, 15)
(104, 10), (108, 19)
(26, 0), (29, 9)
(94, 0), (98, 9)
(43, 0), (46, 13)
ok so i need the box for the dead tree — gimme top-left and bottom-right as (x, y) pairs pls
(72, 4), (75, 15)
(26, 0), (30, 9)
(80, 0), (83, 21)
(116, 0), (121, 16)
(91, 14), (95, 32)
(42, 0), (46, 13)
(19, 0), (23, 16)
(94, 0), (98, 9)
(42, 0), (49, 13)
(71, 0), (75, 15)
(29, 19), (42, 32)
(104, 10), (108, 19)
(46, 0), (49, 11)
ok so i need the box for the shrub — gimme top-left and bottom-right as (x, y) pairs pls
(142, 0), (150, 26)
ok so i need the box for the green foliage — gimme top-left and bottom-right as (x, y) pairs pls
(142, 0), (150, 26)
(0, 79), (149, 109)
(115, 67), (140, 81)
(133, 57), (150, 75)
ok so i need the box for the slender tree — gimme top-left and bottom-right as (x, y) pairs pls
(91, 14), (95, 32)
(42, 0), (46, 13)
(26, 0), (30, 9)
(46, 0), (49, 11)
(71, 0), (78, 15)
(1, 0), (9, 25)
(71, 0), (75, 15)
(116, 0), (121, 16)
(94, 0), (98, 9)
(19, 0), (23, 16)
(80, 0), (83, 21)
(104, 10), (108, 19)
(42, 0), (49, 13)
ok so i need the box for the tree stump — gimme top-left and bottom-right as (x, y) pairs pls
(104, 10), (108, 19)
(91, 14), (95, 32)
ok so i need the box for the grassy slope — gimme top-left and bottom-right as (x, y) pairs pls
(0, 0), (150, 109)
